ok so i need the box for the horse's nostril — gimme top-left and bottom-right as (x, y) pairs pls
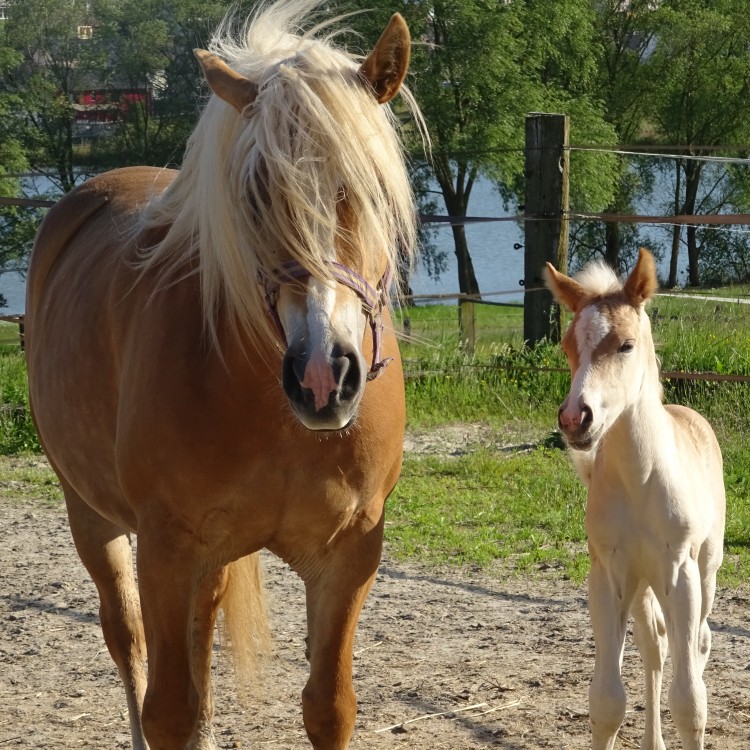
(336, 353), (362, 403)
(581, 404), (593, 431)
(291, 354), (306, 385)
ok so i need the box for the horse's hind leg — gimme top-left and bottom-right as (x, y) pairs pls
(297, 513), (385, 750)
(63, 485), (148, 750)
(630, 584), (667, 750)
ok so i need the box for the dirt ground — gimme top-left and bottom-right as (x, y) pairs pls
(1, 426), (749, 749)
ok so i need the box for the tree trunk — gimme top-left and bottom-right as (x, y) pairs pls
(604, 221), (620, 271)
(683, 160), (703, 287)
(434, 158), (481, 297)
(667, 161), (682, 288)
(451, 223), (480, 295)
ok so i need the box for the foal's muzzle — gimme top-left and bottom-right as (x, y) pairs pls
(558, 398), (596, 451)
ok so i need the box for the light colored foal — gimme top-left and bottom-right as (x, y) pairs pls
(545, 249), (726, 750)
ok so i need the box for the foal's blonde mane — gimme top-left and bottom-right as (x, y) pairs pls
(136, 0), (423, 347)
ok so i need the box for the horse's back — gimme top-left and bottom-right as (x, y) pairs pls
(665, 403), (724, 489)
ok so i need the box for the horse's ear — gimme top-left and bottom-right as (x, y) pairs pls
(623, 248), (658, 307)
(544, 262), (587, 313)
(194, 49), (258, 113)
(359, 13), (410, 104)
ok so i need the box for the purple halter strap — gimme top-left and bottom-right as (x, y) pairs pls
(260, 259), (393, 381)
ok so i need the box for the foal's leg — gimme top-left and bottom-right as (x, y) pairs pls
(299, 513), (385, 750)
(63, 486), (148, 750)
(630, 584), (667, 750)
(588, 553), (636, 750)
(664, 556), (710, 750)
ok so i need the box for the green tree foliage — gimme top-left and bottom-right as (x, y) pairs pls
(87, 0), (231, 167)
(2, 0), (108, 191)
(0, 45), (44, 306)
(640, 0), (750, 286)
(345, 0), (618, 296)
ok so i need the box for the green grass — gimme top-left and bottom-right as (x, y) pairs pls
(0, 321), (21, 346)
(385, 298), (750, 587)
(0, 348), (40, 454)
(386, 445), (750, 588)
(0, 454), (62, 505)
(387, 447), (590, 583)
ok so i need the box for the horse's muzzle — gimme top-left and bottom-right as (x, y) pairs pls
(282, 344), (365, 430)
(558, 400), (597, 451)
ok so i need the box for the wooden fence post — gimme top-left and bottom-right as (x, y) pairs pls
(523, 113), (569, 345)
(458, 298), (476, 353)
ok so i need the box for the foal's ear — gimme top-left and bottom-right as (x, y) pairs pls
(623, 248), (658, 307)
(359, 13), (410, 104)
(544, 262), (587, 313)
(194, 49), (258, 114)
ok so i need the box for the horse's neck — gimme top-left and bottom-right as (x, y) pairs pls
(599, 389), (673, 486)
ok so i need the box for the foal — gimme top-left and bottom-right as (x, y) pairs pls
(545, 249), (725, 750)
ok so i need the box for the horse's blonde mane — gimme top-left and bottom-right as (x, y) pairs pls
(135, 0), (424, 347)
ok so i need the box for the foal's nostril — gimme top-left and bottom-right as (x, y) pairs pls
(580, 403), (593, 432)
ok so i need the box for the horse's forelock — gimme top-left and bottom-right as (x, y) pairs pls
(572, 261), (622, 299)
(136, 0), (422, 350)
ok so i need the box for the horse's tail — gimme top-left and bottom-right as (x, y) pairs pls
(220, 552), (272, 696)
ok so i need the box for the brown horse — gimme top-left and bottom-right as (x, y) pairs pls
(24, 2), (423, 748)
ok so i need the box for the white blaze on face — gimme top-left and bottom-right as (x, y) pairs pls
(298, 278), (338, 410)
(577, 304), (610, 357)
(278, 277), (365, 412)
(568, 304), (610, 407)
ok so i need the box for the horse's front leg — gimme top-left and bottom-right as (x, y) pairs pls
(186, 566), (230, 750)
(299, 509), (385, 750)
(588, 550), (635, 750)
(136, 525), (209, 750)
(630, 584), (668, 750)
(663, 554), (710, 750)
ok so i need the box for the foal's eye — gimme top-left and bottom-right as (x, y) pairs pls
(618, 340), (635, 354)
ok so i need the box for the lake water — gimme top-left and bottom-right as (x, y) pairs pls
(0, 177), (525, 315)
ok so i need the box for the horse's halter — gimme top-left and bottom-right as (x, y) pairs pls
(260, 260), (393, 380)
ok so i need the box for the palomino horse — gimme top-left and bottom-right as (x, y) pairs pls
(545, 249), (725, 750)
(25, 2), (423, 748)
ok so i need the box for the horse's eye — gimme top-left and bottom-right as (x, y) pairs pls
(618, 340), (635, 354)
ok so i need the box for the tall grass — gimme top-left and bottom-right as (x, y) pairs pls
(0, 345), (40, 454)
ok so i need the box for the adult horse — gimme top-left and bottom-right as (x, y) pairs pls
(24, 2), (422, 748)
(545, 249), (726, 750)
